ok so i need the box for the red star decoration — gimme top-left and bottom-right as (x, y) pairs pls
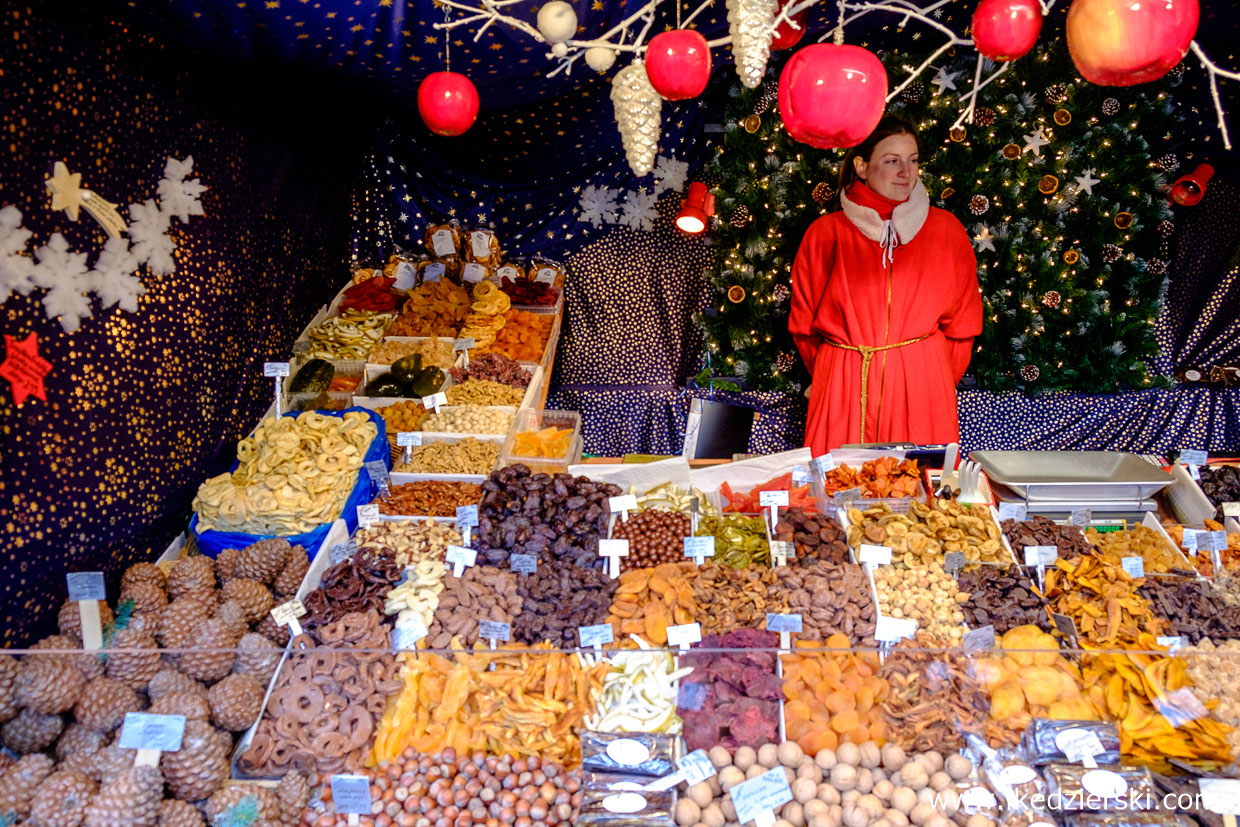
(0, 333), (52, 406)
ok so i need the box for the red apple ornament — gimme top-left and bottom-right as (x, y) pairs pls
(972, 0), (1042, 61)
(645, 30), (712, 101)
(771, 0), (808, 50)
(417, 71), (480, 136)
(778, 44), (888, 149)
(1066, 0), (1198, 85)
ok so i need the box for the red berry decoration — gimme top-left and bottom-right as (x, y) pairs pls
(972, 0), (1043, 62)
(645, 30), (712, 101)
(1066, 0), (1199, 86)
(778, 44), (888, 149)
(771, 0), (809, 50)
(417, 71), (480, 136)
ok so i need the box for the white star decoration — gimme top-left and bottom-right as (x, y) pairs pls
(973, 225), (996, 253)
(931, 67), (958, 93)
(1074, 168), (1101, 196)
(1023, 127), (1051, 157)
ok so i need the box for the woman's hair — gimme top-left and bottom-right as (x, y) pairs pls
(838, 116), (920, 192)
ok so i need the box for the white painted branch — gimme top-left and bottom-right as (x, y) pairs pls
(1190, 40), (1237, 150)
(887, 40), (954, 102)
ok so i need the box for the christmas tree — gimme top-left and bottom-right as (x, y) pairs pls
(696, 41), (1179, 394)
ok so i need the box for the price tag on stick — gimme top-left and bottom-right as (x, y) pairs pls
(445, 545), (476, 578)
(510, 554), (537, 575)
(421, 392), (447, 414)
(264, 361), (289, 417)
(364, 460), (390, 498)
(331, 774), (373, 825)
(769, 540), (793, 567)
(456, 504), (478, 546)
(271, 599), (308, 639)
(1070, 508), (1092, 528)
(1224, 502), (1240, 518)
(759, 489), (789, 533)
(356, 504), (380, 529)
(392, 618), (428, 652)
(1121, 557), (1145, 578)
(998, 502), (1028, 522)
(859, 545), (892, 566)
(598, 539), (629, 579)
(684, 535), (715, 565)
(578, 623), (614, 652)
(119, 712), (186, 767)
(479, 620), (510, 650)
(609, 494), (638, 522)
(766, 613), (802, 651)
(666, 622), (702, 651)
(731, 768), (795, 827)
(66, 572), (106, 650)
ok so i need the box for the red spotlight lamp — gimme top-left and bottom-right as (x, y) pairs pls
(676, 182), (715, 234)
(1170, 163), (1213, 206)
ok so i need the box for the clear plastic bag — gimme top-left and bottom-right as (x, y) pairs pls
(581, 732), (677, 778)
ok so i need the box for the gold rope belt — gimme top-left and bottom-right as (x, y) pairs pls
(823, 333), (931, 444)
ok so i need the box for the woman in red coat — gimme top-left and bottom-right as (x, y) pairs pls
(789, 117), (982, 455)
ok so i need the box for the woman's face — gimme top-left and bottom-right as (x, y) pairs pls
(854, 133), (919, 201)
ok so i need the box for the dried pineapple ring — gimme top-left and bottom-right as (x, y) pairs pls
(236, 441), (256, 461)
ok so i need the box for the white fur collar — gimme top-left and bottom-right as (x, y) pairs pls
(839, 179), (930, 247)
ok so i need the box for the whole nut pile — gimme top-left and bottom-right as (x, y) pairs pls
(1137, 577), (1240, 643)
(370, 337), (454, 369)
(421, 405), (514, 435)
(377, 480), (481, 517)
(512, 565), (618, 647)
(693, 563), (787, 636)
(300, 548), (404, 642)
(610, 509), (692, 569)
(771, 564), (877, 645)
(873, 562), (969, 644)
(385, 558), (448, 632)
(476, 465), (621, 569)
(446, 378), (525, 407)
(356, 518), (461, 566)
(424, 565), (523, 648)
(1000, 515), (1091, 563)
(1085, 525), (1195, 575)
(774, 507), (851, 565)
(957, 566), (1050, 633)
(848, 500), (1011, 566)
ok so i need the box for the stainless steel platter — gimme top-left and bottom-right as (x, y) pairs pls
(971, 450), (1173, 502)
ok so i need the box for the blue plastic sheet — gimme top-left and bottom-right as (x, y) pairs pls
(190, 407), (389, 559)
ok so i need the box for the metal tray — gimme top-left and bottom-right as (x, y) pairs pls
(971, 450), (1173, 502)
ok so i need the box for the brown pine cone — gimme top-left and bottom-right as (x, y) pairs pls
(160, 720), (229, 802)
(205, 782), (281, 825)
(148, 691), (210, 722)
(273, 551), (308, 598)
(179, 618), (238, 682)
(156, 598), (211, 651)
(15, 657), (85, 714)
(276, 770), (311, 825)
(92, 743), (138, 785)
(118, 582), (167, 617)
(213, 600), (249, 641)
(178, 588), (220, 614)
(0, 654), (20, 722)
(221, 579), (274, 624)
(58, 601), (115, 639)
(83, 765), (163, 827)
(156, 799), (204, 827)
(57, 722), (110, 761)
(74, 678), (143, 734)
(206, 674), (263, 732)
(214, 547), (241, 584)
(0, 753), (56, 819)
(253, 615), (291, 647)
(105, 629), (161, 691)
(27, 769), (96, 827)
(2, 707), (64, 754)
(26, 634), (105, 682)
(126, 613), (162, 638)
(121, 563), (167, 594)
(232, 633), (281, 686)
(166, 556), (215, 600)
(235, 539), (293, 585)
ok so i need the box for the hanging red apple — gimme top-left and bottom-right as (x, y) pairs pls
(417, 71), (480, 136)
(645, 30), (712, 101)
(771, 0), (808, 50)
(972, 0), (1042, 61)
(778, 44), (887, 149)
(1066, 0), (1198, 85)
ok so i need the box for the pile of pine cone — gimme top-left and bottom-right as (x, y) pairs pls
(0, 539), (315, 826)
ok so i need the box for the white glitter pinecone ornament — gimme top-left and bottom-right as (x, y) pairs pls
(611, 62), (661, 177)
(727, 0), (778, 88)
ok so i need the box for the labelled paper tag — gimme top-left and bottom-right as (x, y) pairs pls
(731, 767), (795, 827)
(759, 490), (789, 507)
(859, 544), (892, 566)
(1190, 464), (1201, 480)
(607, 739), (652, 767)
(66, 571), (106, 602)
(1224, 502), (1240, 518)
(1181, 449), (1208, 467)
(1082, 769), (1128, 798)
(453, 337), (476, 352)
(1070, 508), (1092, 527)
(263, 361), (290, 378)
(769, 541), (794, 566)
(945, 551), (966, 574)
(1025, 545), (1058, 566)
(666, 622), (702, 649)
(1182, 529), (1199, 551)
(1204, 531), (1228, 552)
(534, 267), (557, 286)
(1157, 635), (1185, 652)
(462, 263), (486, 284)
(421, 392), (448, 412)
(1155, 688), (1208, 728)
(765, 613), (803, 633)
(479, 620), (510, 642)
(598, 539), (631, 557)
(578, 623), (614, 649)
(364, 460), (390, 492)
(331, 775), (374, 815)
(608, 494), (638, 514)
(791, 465), (811, 486)
(392, 618), (428, 651)
(1053, 613), (1079, 642)
(874, 615), (917, 642)
(495, 265), (520, 282)
(118, 713), (186, 752)
(396, 431), (422, 447)
(393, 261), (416, 289)
(963, 625), (996, 654)
(431, 229), (455, 258)
(271, 599), (307, 625)
(292, 340), (311, 355)
(422, 262), (445, 282)
(445, 545), (477, 577)
(470, 231), (493, 259)
(997, 502), (1028, 522)
(813, 453), (836, 473)
(1056, 728), (1105, 766)
(330, 540), (358, 565)
(455, 504), (479, 526)
(1199, 779), (1240, 815)
(684, 536), (716, 559)
(510, 554), (537, 574)
(679, 750), (717, 786)
(834, 487), (862, 503)
(356, 504), (380, 528)
(1121, 556), (1145, 578)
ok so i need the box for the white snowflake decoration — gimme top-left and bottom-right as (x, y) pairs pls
(651, 155), (689, 197)
(156, 155), (207, 223)
(33, 234), (93, 333)
(128, 198), (177, 276)
(616, 188), (660, 232)
(578, 184), (621, 227)
(88, 236), (144, 312)
(0, 206), (34, 298)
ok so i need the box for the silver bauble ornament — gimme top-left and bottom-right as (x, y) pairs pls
(726, 0), (778, 89)
(536, 0), (578, 44)
(585, 46), (617, 72)
(611, 62), (662, 177)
